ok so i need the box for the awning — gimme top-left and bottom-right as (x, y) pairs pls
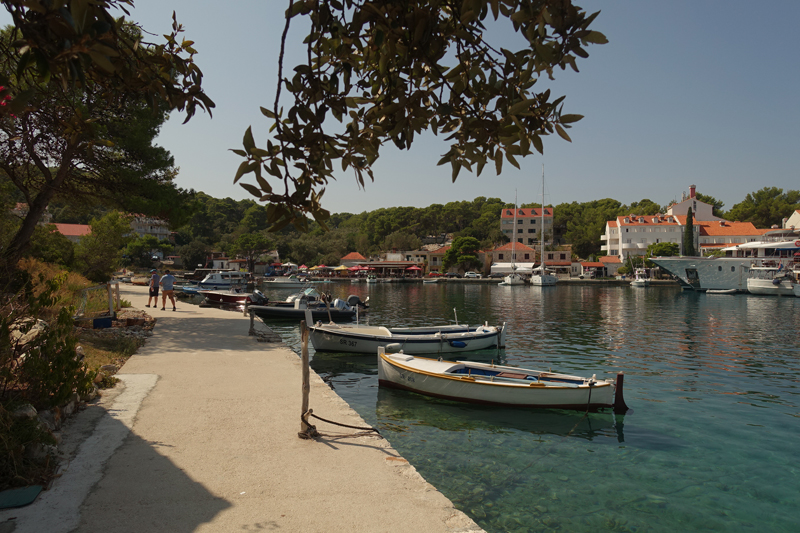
(406, 265), (422, 271)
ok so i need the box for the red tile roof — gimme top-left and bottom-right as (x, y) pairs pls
(581, 262), (604, 268)
(600, 256), (622, 264)
(500, 208), (553, 219)
(493, 242), (535, 252)
(341, 252), (367, 261)
(697, 221), (760, 236)
(54, 223), (91, 237)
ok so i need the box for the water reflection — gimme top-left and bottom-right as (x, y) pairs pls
(255, 282), (799, 532)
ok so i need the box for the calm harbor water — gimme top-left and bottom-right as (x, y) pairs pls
(254, 282), (799, 532)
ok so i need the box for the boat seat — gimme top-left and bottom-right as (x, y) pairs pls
(496, 372), (530, 380)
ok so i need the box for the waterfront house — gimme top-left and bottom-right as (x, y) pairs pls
(54, 223), (91, 243)
(783, 210), (800, 230)
(500, 206), (554, 247)
(340, 252), (367, 267)
(600, 255), (623, 277)
(696, 220), (762, 254)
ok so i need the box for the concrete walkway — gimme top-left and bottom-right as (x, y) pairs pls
(1, 285), (481, 533)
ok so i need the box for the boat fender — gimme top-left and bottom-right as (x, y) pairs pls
(449, 340), (467, 348)
(385, 343), (404, 353)
(772, 278), (781, 285)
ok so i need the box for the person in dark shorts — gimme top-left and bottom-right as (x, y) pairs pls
(147, 269), (160, 308)
(160, 269), (177, 311)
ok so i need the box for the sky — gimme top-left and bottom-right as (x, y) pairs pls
(5, 1), (800, 214)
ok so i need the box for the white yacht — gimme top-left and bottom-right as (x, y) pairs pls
(630, 268), (651, 287)
(651, 229), (800, 292)
(746, 264), (796, 296)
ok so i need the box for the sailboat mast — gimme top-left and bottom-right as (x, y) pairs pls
(512, 190), (517, 270)
(541, 165), (545, 268)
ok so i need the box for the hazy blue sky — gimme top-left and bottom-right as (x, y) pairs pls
(7, 1), (799, 214)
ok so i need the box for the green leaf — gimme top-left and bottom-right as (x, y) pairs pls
(555, 124), (572, 142)
(242, 126), (255, 153)
(583, 31), (608, 44)
(509, 98), (535, 115)
(560, 114), (583, 124)
(239, 182), (262, 198)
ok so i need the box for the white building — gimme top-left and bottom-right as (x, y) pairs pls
(783, 210), (800, 230)
(665, 184), (722, 221)
(500, 207), (554, 247)
(129, 215), (171, 241)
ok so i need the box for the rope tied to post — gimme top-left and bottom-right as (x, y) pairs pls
(299, 409), (382, 440)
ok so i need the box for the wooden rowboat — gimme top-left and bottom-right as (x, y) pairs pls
(377, 347), (628, 413)
(308, 320), (505, 355)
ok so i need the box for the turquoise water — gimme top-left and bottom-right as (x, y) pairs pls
(260, 283), (800, 532)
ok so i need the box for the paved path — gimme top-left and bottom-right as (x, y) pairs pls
(1, 284), (481, 533)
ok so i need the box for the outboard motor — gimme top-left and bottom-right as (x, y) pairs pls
(347, 294), (369, 308)
(252, 289), (268, 305)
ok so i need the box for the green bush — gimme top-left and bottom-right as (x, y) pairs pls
(1, 270), (96, 410)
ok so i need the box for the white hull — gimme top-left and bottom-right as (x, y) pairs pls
(377, 351), (618, 410)
(630, 279), (650, 287)
(746, 279), (795, 296)
(651, 257), (751, 291)
(794, 285), (800, 297)
(706, 289), (737, 295)
(530, 273), (557, 286)
(309, 323), (505, 355)
(500, 273), (526, 286)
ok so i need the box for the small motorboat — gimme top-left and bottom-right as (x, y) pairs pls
(308, 318), (506, 355)
(199, 288), (267, 305)
(630, 268), (650, 287)
(377, 347), (629, 413)
(249, 293), (367, 321)
(705, 289), (737, 295)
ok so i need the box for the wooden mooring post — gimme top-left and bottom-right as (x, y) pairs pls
(300, 319), (311, 435)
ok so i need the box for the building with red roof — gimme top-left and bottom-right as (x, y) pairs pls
(500, 206), (554, 247)
(54, 223), (91, 243)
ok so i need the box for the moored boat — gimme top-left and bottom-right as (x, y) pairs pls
(377, 348), (628, 413)
(197, 271), (249, 290)
(199, 288), (267, 305)
(630, 268), (650, 287)
(308, 319), (505, 355)
(746, 264), (795, 295)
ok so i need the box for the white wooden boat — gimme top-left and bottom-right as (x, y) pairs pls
(307, 316), (506, 355)
(377, 348), (629, 413)
(706, 289), (737, 295)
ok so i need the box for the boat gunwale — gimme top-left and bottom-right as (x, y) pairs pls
(379, 352), (611, 391)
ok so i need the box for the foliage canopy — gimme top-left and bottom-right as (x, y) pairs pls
(234, 0), (606, 232)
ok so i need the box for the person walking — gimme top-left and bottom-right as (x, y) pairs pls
(146, 269), (160, 308)
(160, 269), (177, 311)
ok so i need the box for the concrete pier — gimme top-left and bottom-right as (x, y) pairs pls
(0, 284), (481, 533)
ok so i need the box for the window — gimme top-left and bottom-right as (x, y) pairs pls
(528, 228), (536, 233)
(560, 253), (566, 260)
(718, 266), (722, 272)
(731, 266), (735, 272)
(518, 228), (523, 233)
(498, 254), (504, 260)
(524, 254), (530, 260)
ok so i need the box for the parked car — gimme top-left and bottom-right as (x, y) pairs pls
(488, 272), (505, 278)
(464, 272), (482, 278)
(445, 272), (462, 278)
